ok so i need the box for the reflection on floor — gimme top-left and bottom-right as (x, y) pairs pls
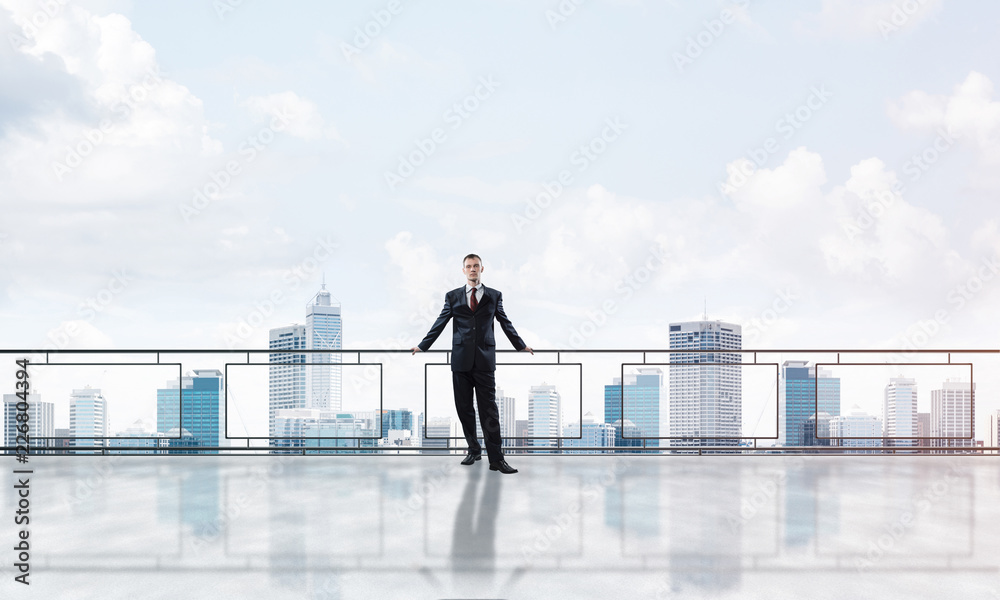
(2, 455), (999, 599)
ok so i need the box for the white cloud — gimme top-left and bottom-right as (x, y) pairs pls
(241, 91), (344, 143)
(799, 0), (944, 39)
(889, 71), (1000, 148)
(820, 157), (952, 281)
(726, 147), (827, 210)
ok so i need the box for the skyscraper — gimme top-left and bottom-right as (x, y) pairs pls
(306, 283), (342, 411)
(884, 377), (918, 448)
(668, 320), (742, 447)
(380, 409), (413, 440)
(497, 388), (516, 445)
(528, 384), (561, 447)
(782, 361), (841, 447)
(157, 369), (224, 454)
(69, 386), (108, 449)
(931, 379), (975, 451)
(269, 323), (307, 444)
(829, 405), (882, 453)
(605, 369), (662, 448)
(269, 284), (343, 448)
(3, 393), (54, 454)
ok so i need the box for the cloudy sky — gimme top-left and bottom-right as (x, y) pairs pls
(2, 0), (999, 440)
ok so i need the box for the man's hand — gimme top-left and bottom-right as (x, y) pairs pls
(521, 346), (534, 355)
(411, 347), (422, 355)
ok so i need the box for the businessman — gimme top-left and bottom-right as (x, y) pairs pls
(412, 254), (532, 474)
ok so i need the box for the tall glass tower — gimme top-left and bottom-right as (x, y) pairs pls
(269, 324), (307, 445)
(884, 377), (918, 448)
(157, 369), (224, 454)
(269, 284), (343, 449)
(782, 361), (841, 447)
(306, 282), (342, 411)
(528, 383), (561, 447)
(69, 386), (108, 449)
(668, 320), (742, 447)
(605, 369), (662, 448)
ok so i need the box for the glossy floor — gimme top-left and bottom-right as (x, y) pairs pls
(1, 454), (998, 599)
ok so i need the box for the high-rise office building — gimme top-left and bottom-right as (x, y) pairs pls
(380, 409), (413, 440)
(157, 369), (224, 454)
(829, 405), (882, 453)
(563, 412), (616, 453)
(3, 393), (54, 454)
(782, 361), (841, 447)
(69, 386), (109, 449)
(916, 412), (932, 454)
(269, 324), (307, 443)
(528, 384), (561, 447)
(803, 412), (833, 450)
(306, 283), (342, 411)
(269, 285), (343, 448)
(498, 388), (516, 445)
(931, 379), (975, 451)
(668, 320), (742, 447)
(884, 377), (918, 448)
(606, 369), (663, 448)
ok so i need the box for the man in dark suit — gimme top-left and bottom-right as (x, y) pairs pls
(412, 253), (532, 474)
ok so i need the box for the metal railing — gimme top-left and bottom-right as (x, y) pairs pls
(1, 347), (996, 455)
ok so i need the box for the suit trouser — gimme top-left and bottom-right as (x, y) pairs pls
(452, 368), (504, 463)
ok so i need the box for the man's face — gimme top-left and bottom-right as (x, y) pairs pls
(463, 258), (483, 283)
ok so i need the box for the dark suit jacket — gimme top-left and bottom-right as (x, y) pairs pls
(418, 285), (527, 372)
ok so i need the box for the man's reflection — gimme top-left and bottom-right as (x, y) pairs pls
(450, 466), (500, 594)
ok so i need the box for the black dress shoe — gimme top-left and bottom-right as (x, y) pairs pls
(460, 452), (482, 466)
(489, 460), (518, 474)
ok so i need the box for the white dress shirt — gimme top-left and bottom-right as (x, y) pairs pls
(465, 283), (483, 308)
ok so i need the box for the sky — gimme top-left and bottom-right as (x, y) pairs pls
(2, 0), (1000, 442)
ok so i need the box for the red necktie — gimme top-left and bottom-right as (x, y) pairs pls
(470, 288), (478, 311)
